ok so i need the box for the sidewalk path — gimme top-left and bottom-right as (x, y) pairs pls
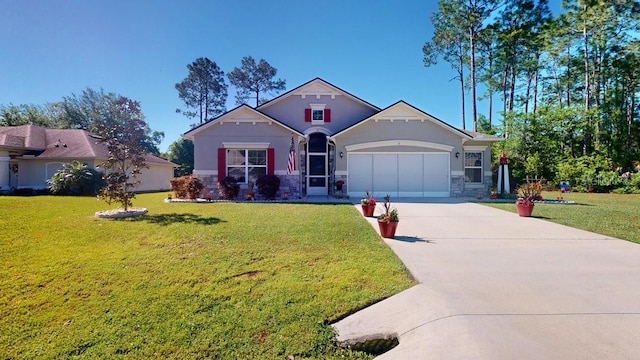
(333, 200), (640, 359)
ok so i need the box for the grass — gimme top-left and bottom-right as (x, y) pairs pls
(482, 192), (640, 244)
(0, 193), (414, 359)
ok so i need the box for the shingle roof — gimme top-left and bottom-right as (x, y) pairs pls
(0, 125), (175, 167)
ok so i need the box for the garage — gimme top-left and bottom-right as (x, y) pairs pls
(348, 152), (450, 198)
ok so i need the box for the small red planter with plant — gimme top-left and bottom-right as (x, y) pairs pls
(360, 191), (376, 217)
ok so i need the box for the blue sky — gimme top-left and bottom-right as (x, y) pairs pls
(0, 0), (560, 151)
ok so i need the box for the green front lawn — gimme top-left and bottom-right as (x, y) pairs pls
(483, 192), (640, 244)
(0, 194), (414, 359)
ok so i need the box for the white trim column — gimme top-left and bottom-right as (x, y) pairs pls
(0, 151), (10, 190)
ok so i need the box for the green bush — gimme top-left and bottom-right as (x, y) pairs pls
(556, 155), (616, 192)
(169, 176), (204, 199)
(256, 174), (281, 200)
(47, 161), (105, 196)
(217, 176), (240, 200)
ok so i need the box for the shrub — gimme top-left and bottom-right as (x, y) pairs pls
(217, 176), (239, 200)
(170, 176), (205, 199)
(47, 161), (105, 196)
(256, 174), (280, 200)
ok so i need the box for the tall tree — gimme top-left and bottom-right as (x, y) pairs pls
(94, 97), (149, 211)
(227, 56), (286, 107)
(423, 0), (470, 129)
(167, 138), (194, 177)
(175, 57), (227, 126)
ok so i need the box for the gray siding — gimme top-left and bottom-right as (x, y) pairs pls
(333, 119), (463, 172)
(260, 94), (378, 133)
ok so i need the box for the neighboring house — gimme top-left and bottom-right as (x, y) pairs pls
(184, 78), (501, 199)
(0, 125), (176, 192)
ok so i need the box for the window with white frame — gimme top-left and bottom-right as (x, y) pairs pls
(310, 104), (326, 125)
(464, 152), (483, 183)
(226, 149), (267, 183)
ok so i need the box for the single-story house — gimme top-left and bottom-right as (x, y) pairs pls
(183, 78), (501, 199)
(0, 125), (176, 192)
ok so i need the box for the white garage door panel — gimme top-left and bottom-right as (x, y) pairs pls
(424, 154), (450, 196)
(398, 154), (424, 197)
(373, 154), (398, 198)
(348, 152), (450, 197)
(348, 154), (373, 195)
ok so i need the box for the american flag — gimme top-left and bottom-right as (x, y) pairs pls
(287, 137), (296, 175)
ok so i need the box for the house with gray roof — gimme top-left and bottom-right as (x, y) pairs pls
(184, 78), (501, 199)
(0, 125), (175, 192)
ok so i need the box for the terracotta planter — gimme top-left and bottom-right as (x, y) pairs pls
(361, 203), (375, 217)
(378, 221), (399, 238)
(516, 202), (534, 217)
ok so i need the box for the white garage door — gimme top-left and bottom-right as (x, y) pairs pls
(348, 153), (450, 198)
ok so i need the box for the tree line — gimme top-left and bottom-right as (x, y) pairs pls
(424, 0), (640, 189)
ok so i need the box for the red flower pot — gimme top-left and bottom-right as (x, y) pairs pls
(378, 221), (398, 238)
(516, 202), (534, 217)
(361, 203), (376, 217)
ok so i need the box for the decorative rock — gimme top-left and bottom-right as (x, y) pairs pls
(94, 208), (148, 219)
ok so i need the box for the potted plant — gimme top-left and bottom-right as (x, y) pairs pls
(377, 195), (399, 238)
(360, 191), (376, 217)
(335, 179), (345, 191)
(489, 187), (497, 200)
(516, 177), (543, 217)
(281, 193), (289, 200)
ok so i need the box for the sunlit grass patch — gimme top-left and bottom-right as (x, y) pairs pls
(0, 193), (413, 359)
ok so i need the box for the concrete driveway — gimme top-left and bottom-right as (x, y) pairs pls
(333, 200), (640, 359)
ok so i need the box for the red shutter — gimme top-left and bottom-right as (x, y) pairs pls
(324, 109), (331, 122)
(267, 148), (275, 175)
(218, 148), (226, 179)
(304, 108), (311, 122)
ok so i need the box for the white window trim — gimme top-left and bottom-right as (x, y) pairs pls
(226, 149), (268, 184)
(310, 103), (326, 125)
(223, 142), (270, 149)
(464, 151), (484, 184)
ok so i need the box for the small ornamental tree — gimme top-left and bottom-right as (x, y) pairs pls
(94, 97), (148, 211)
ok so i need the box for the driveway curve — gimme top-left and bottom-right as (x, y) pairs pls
(333, 200), (640, 359)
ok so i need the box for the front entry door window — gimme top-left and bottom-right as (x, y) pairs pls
(307, 133), (327, 195)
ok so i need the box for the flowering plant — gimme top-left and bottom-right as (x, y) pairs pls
(361, 191), (376, 205)
(335, 180), (345, 186)
(377, 195), (399, 223)
(516, 177), (543, 205)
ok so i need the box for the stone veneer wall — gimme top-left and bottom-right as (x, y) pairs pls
(451, 175), (464, 196)
(196, 173), (301, 200)
(457, 174), (493, 197)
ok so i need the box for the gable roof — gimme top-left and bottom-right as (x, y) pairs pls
(183, 104), (304, 139)
(332, 100), (476, 139)
(0, 125), (175, 167)
(256, 77), (381, 112)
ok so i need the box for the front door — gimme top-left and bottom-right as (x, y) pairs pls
(307, 133), (327, 195)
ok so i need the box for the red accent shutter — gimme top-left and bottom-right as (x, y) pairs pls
(324, 109), (331, 122)
(218, 148), (226, 179)
(267, 148), (275, 175)
(304, 108), (311, 122)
